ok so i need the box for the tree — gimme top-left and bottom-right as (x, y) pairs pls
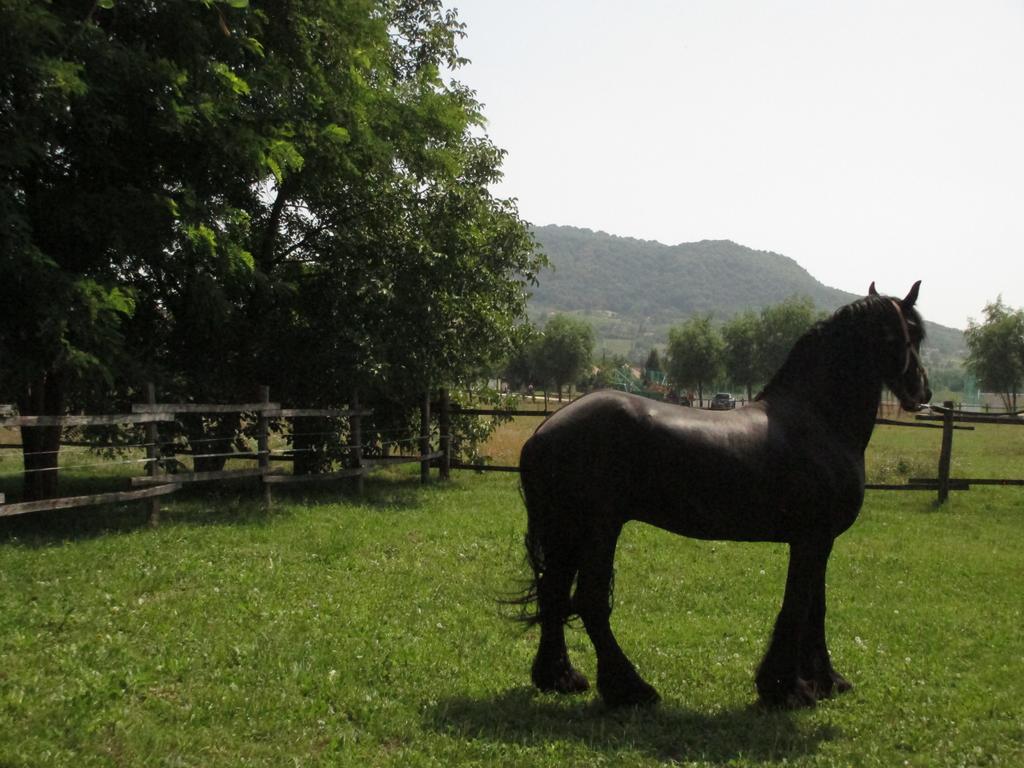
(756, 297), (820, 384)
(965, 298), (1024, 411)
(534, 315), (594, 401)
(590, 353), (631, 390)
(666, 316), (723, 407)
(644, 348), (663, 374)
(1, 0), (256, 495)
(721, 311), (760, 402)
(0, 1), (543, 493)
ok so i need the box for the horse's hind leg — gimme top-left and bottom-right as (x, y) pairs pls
(577, 521), (660, 707)
(531, 558), (589, 694)
(520, 462), (589, 695)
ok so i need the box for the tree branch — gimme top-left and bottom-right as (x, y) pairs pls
(257, 177), (295, 273)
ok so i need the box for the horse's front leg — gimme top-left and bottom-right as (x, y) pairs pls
(799, 542), (853, 700)
(756, 536), (831, 708)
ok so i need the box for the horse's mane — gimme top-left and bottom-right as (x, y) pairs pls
(757, 295), (922, 401)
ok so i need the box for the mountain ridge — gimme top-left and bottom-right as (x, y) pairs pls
(528, 224), (964, 361)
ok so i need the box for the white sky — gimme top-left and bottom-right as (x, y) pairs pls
(448, 0), (1024, 330)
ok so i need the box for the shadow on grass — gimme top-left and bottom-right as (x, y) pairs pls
(426, 687), (837, 764)
(0, 480), (274, 546)
(0, 471), (433, 547)
(268, 471), (429, 514)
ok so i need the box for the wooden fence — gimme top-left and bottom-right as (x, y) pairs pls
(445, 398), (1024, 503)
(3, 393), (1023, 520)
(0, 385), (446, 523)
(912, 401), (1024, 502)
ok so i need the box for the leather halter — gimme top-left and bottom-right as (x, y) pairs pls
(890, 299), (915, 375)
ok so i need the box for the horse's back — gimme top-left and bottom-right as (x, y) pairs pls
(525, 389), (767, 460)
(520, 390), (769, 502)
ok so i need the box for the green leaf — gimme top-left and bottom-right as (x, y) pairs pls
(163, 196), (180, 218)
(322, 124), (350, 145)
(242, 36), (265, 57)
(264, 139), (304, 183)
(211, 61), (250, 96)
(226, 245), (254, 273)
(39, 58), (87, 97)
(187, 224), (218, 257)
(106, 287), (136, 316)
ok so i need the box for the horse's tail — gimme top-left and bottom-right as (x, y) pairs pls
(505, 475), (546, 627)
(505, 437), (580, 628)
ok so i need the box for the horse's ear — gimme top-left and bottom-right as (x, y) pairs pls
(901, 280), (921, 309)
(868, 282), (879, 297)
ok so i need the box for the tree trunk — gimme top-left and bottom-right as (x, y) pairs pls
(292, 415), (328, 475)
(185, 414), (240, 473)
(256, 176), (294, 272)
(19, 372), (64, 501)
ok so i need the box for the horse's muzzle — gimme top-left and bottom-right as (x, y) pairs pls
(898, 383), (932, 412)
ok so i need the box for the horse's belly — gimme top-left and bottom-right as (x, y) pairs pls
(629, 454), (863, 542)
(633, 494), (793, 543)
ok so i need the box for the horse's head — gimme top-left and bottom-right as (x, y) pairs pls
(868, 281), (932, 411)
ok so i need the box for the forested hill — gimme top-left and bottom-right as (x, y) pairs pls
(528, 224), (964, 359)
(530, 225), (858, 318)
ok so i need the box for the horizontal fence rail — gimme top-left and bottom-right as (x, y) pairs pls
(0, 413), (177, 427)
(0, 483), (180, 518)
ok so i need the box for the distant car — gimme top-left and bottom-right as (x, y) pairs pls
(710, 392), (736, 410)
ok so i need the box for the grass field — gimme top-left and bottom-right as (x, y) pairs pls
(0, 418), (1022, 766)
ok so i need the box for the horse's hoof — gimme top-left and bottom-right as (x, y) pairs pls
(786, 678), (818, 708)
(757, 676), (817, 709)
(810, 669), (853, 700)
(533, 662), (590, 694)
(553, 667), (591, 694)
(831, 671), (853, 695)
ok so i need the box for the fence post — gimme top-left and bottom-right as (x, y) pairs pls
(438, 387), (450, 481)
(937, 400), (955, 503)
(350, 390), (364, 495)
(257, 385), (272, 508)
(420, 389), (431, 484)
(144, 382), (161, 527)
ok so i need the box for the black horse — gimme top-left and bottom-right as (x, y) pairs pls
(515, 282), (931, 708)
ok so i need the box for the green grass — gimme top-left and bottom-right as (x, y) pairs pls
(867, 417), (1024, 483)
(1, 430), (1023, 766)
